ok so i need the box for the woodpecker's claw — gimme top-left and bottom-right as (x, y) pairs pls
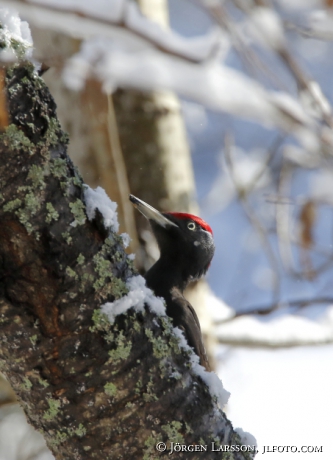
(129, 194), (178, 228)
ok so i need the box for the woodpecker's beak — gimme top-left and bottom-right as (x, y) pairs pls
(129, 195), (178, 228)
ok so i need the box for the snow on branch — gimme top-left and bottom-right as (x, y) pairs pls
(0, 0), (327, 142)
(215, 302), (333, 348)
(0, 8), (32, 61)
(0, 0), (221, 63)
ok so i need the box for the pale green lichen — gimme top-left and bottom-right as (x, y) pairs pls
(45, 202), (59, 223)
(104, 382), (117, 397)
(162, 421), (184, 444)
(38, 377), (49, 388)
(7, 192), (41, 235)
(109, 277), (128, 300)
(44, 117), (61, 147)
(135, 379), (143, 395)
(93, 255), (112, 290)
(61, 231), (72, 245)
(66, 266), (78, 280)
(0, 124), (34, 151)
(27, 165), (45, 189)
(143, 377), (158, 403)
(92, 248), (127, 299)
(3, 198), (22, 212)
(50, 158), (67, 179)
(56, 431), (69, 444)
(52, 431), (68, 446)
(20, 377), (32, 391)
(108, 331), (132, 362)
(91, 315), (125, 352)
(43, 398), (61, 421)
(69, 199), (86, 226)
(77, 254), (85, 265)
(133, 319), (141, 333)
(145, 329), (171, 360)
(143, 433), (163, 460)
(72, 170), (82, 188)
(29, 335), (37, 347)
(74, 423), (86, 437)
(160, 317), (183, 355)
(90, 309), (110, 333)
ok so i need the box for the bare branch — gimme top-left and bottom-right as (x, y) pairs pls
(224, 134), (281, 305)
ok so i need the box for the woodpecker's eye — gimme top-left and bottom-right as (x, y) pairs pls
(187, 222), (196, 231)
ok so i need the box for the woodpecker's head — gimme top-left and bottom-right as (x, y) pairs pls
(130, 194), (215, 283)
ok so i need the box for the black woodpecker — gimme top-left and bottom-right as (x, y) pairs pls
(129, 194), (215, 370)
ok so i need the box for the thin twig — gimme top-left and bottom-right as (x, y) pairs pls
(216, 335), (333, 348)
(106, 94), (139, 250)
(224, 133), (281, 305)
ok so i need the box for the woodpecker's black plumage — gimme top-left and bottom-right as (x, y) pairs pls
(130, 194), (215, 370)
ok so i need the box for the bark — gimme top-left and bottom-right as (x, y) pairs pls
(0, 64), (255, 460)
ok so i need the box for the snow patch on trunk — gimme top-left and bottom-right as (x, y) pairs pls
(102, 275), (230, 407)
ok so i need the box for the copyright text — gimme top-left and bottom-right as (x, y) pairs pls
(155, 442), (256, 455)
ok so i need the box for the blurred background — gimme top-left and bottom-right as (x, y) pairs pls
(1, 0), (333, 458)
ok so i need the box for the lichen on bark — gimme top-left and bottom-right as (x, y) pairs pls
(0, 63), (255, 459)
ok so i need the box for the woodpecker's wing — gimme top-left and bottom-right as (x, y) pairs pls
(170, 288), (210, 371)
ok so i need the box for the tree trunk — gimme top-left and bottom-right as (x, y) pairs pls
(0, 62), (254, 459)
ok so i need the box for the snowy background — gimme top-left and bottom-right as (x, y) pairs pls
(172, 1), (333, 458)
(1, 0), (333, 458)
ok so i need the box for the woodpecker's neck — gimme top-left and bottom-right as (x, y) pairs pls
(145, 256), (189, 298)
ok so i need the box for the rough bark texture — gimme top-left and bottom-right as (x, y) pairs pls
(0, 63), (255, 460)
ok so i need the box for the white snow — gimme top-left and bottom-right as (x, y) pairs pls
(125, 0), (223, 62)
(249, 7), (285, 51)
(84, 185), (119, 232)
(0, 1), (319, 140)
(63, 39), (312, 134)
(220, 344), (333, 458)
(310, 170), (333, 203)
(0, 0), (221, 62)
(276, 0), (321, 10)
(101, 275), (166, 323)
(101, 275), (230, 406)
(216, 304), (333, 347)
(0, 404), (54, 460)
(120, 232), (131, 248)
(306, 9), (333, 40)
(172, 326), (230, 407)
(28, 0), (125, 22)
(283, 144), (320, 168)
(0, 8), (33, 61)
(300, 80), (332, 119)
(235, 428), (257, 448)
